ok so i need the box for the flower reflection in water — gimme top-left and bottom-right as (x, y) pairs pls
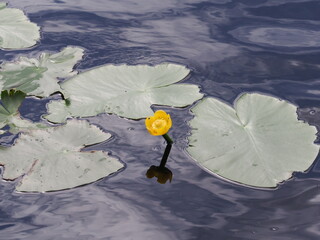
(146, 165), (173, 184)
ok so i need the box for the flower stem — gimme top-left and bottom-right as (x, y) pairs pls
(159, 134), (173, 169)
(163, 133), (173, 144)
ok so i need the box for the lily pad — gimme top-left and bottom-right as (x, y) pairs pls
(0, 2), (40, 49)
(0, 119), (124, 192)
(45, 63), (203, 122)
(187, 93), (319, 188)
(0, 46), (84, 97)
(0, 89), (44, 133)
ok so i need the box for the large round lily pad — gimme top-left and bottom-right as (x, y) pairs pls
(45, 63), (203, 122)
(187, 93), (319, 188)
(0, 2), (40, 49)
(0, 119), (124, 192)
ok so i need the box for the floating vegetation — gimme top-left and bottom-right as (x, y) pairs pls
(0, 119), (123, 192)
(0, 47), (84, 97)
(0, 2), (40, 49)
(187, 93), (319, 188)
(45, 63), (203, 122)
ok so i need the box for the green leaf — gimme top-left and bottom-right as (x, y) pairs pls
(0, 119), (124, 192)
(0, 3), (40, 49)
(0, 89), (25, 128)
(0, 46), (84, 97)
(0, 89), (26, 114)
(45, 63), (203, 122)
(0, 89), (47, 132)
(187, 93), (319, 188)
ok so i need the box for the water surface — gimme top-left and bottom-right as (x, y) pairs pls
(1, 0), (320, 239)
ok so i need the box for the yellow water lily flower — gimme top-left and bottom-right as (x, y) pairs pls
(145, 110), (172, 136)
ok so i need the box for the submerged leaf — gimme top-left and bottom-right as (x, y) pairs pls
(187, 93), (319, 188)
(0, 89), (25, 125)
(0, 46), (84, 97)
(0, 119), (124, 192)
(0, 2), (40, 49)
(0, 89), (45, 133)
(0, 89), (26, 115)
(45, 63), (203, 122)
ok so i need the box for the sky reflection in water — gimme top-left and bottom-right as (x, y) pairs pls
(1, 0), (320, 239)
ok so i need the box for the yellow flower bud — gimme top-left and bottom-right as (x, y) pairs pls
(145, 110), (172, 136)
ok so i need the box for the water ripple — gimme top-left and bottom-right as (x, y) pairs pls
(230, 26), (320, 49)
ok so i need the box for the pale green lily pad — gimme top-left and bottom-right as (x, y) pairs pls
(0, 2), (40, 49)
(0, 46), (84, 97)
(45, 99), (71, 123)
(187, 93), (319, 188)
(0, 119), (124, 192)
(45, 63), (203, 122)
(0, 89), (45, 133)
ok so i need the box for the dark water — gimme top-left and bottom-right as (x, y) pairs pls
(1, 0), (320, 239)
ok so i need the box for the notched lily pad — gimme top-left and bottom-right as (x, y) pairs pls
(0, 46), (84, 97)
(0, 2), (40, 49)
(45, 63), (203, 122)
(0, 119), (124, 192)
(187, 93), (319, 188)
